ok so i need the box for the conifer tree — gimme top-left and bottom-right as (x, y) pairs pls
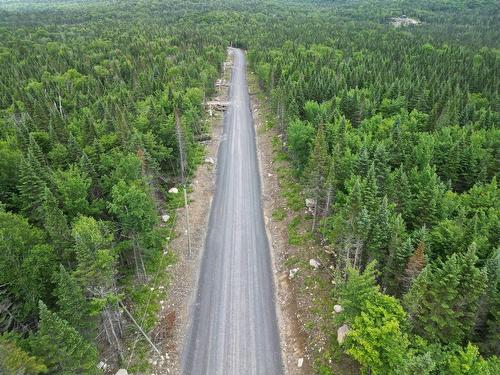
(338, 261), (379, 325)
(42, 188), (72, 263)
(71, 216), (123, 360)
(53, 265), (93, 337)
(34, 302), (98, 375)
(304, 124), (329, 230)
(18, 155), (47, 223)
(404, 244), (487, 345)
(0, 337), (47, 375)
(402, 240), (427, 291)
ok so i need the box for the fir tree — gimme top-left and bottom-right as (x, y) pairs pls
(34, 302), (98, 375)
(404, 244), (487, 345)
(42, 188), (72, 263)
(0, 337), (47, 375)
(18, 155), (47, 223)
(304, 124), (329, 230)
(53, 265), (93, 337)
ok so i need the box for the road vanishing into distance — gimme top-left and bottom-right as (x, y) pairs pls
(182, 49), (283, 375)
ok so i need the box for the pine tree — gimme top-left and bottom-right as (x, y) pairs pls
(382, 213), (409, 293)
(18, 155), (47, 223)
(53, 265), (93, 337)
(373, 142), (390, 193)
(304, 124), (329, 231)
(34, 302), (98, 375)
(356, 145), (370, 177)
(42, 188), (72, 263)
(364, 162), (379, 215)
(365, 195), (391, 268)
(0, 337), (47, 375)
(71, 216), (123, 359)
(402, 240), (427, 291)
(474, 249), (500, 355)
(403, 244), (487, 345)
(338, 261), (379, 325)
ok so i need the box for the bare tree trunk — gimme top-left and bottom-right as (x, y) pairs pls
(312, 188), (318, 232)
(353, 239), (363, 270)
(131, 236), (146, 282)
(321, 182), (333, 235)
(132, 242), (140, 280)
(105, 307), (124, 361)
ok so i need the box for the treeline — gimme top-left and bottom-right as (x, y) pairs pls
(0, 1), (225, 372)
(248, 1), (499, 373)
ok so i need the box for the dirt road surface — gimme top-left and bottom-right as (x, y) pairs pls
(181, 48), (283, 375)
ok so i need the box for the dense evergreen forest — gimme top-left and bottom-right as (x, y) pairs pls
(0, 0), (498, 374)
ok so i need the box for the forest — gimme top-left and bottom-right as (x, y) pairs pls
(0, 0), (498, 374)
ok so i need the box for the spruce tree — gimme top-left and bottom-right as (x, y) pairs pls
(337, 261), (379, 325)
(53, 265), (93, 337)
(18, 155), (47, 223)
(304, 124), (329, 230)
(404, 244), (487, 345)
(0, 337), (47, 375)
(34, 302), (98, 375)
(42, 188), (72, 262)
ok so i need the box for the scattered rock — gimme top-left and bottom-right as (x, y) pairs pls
(115, 370), (128, 375)
(161, 214), (170, 222)
(289, 268), (299, 279)
(297, 357), (304, 368)
(337, 324), (349, 344)
(334, 304), (343, 313)
(309, 259), (320, 269)
(305, 198), (316, 210)
(204, 157), (215, 165)
(97, 361), (108, 370)
(168, 187), (179, 194)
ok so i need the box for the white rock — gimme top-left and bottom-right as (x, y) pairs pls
(309, 259), (320, 269)
(334, 304), (343, 313)
(97, 361), (107, 370)
(337, 324), (349, 345)
(297, 358), (304, 368)
(168, 187), (179, 194)
(161, 214), (170, 222)
(116, 370), (128, 375)
(289, 268), (299, 279)
(305, 198), (316, 209)
(204, 157), (215, 165)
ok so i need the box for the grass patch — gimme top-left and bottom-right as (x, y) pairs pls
(272, 207), (286, 221)
(284, 255), (301, 268)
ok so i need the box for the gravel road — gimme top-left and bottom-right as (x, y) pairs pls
(181, 48), (283, 375)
